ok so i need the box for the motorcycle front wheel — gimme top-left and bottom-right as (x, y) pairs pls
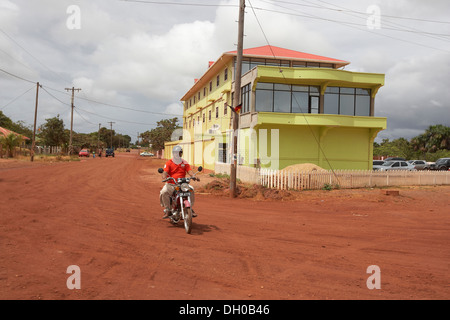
(183, 207), (192, 234)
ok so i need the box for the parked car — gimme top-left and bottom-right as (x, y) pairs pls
(428, 158), (450, 171)
(78, 149), (89, 157)
(407, 160), (428, 170)
(372, 160), (385, 171)
(378, 160), (416, 171)
(105, 148), (115, 157)
(140, 152), (154, 157)
(384, 157), (406, 161)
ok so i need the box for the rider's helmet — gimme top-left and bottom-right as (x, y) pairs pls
(172, 145), (183, 157)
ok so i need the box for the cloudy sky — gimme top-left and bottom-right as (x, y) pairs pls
(0, 0), (449, 143)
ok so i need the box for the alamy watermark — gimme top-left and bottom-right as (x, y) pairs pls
(366, 265), (381, 289)
(172, 127), (280, 170)
(366, 5), (381, 30)
(66, 265), (81, 289)
(66, 5), (81, 30)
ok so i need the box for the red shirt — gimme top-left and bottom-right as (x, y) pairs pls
(163, 159), (191, 184)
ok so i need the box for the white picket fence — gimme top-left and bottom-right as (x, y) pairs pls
(259, 169), (450, 190)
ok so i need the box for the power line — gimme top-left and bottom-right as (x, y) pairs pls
(42, 85), (182, 116)
(120, 0), (238, 7)
(0, 84), (36, 111)
(270, 0), (450, 24)
(0, 67), (36, 84)
(0, 28), (71, 86)
(255, 2), (450, 38)
(252, 2), (450, 53)
(247, 0), (341, 183)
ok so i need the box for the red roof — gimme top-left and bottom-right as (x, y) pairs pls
(227, 45), (349, 66)
(0, 126), (30, 140)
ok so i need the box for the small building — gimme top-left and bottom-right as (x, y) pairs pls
(0, 126), (30, 146)
(165, 45), (386, 172)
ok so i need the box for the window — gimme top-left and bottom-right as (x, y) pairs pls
(203, 87), (206, 97)
(198, 92), (200, 100)
(208, 110), (211, 121)
(216, 106), (219, 118)
(255, 83), (273, 112)
(224, 68), (228, 81)
(256, 83), (320, 113)
(209, 81), (212, 92)
(241, 83), (251, 113)
(218, 143), (227, 163)
(216, 75), (220, 87)
(203, 113), (205, 123)
(324, 87), (371, 116)
(273, 84), (291, 113)
(224, 103), (228, 115)
(310, 96), (319, 114)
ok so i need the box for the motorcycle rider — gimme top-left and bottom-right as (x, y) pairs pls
(160, 145), (199, 219)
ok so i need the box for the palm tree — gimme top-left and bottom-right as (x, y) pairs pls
(0, 133), (23, 158)
(411, 125), (450, 156)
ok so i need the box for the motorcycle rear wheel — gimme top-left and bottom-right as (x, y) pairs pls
(183, 207), (192, 234)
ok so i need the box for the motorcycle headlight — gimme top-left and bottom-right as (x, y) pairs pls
(180, 183), (190, 192)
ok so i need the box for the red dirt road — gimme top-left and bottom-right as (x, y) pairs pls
(1, 152), (449, 300)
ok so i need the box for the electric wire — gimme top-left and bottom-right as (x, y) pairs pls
(247, 0), (341, 182)
(270, 0), (450, 24)
(0, 84), (36, 111)
(0, 28), (71, 86)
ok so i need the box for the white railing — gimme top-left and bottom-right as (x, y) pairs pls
(259, 169), (450, 190)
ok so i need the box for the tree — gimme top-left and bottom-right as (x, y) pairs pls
(0, 133), (23, 158)
(38, 115), (67, 146)
(142, 118), (180, 151)
(411, 124), (450, 155)
(0, 111), (14, 129)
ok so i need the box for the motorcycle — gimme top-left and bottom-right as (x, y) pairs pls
(158, 166), (202, 234)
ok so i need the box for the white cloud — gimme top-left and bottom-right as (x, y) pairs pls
(0, 0), (449, 141)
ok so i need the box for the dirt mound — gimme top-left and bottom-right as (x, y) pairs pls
(281, 163), (326, 172)
(198, 179), (295, 201)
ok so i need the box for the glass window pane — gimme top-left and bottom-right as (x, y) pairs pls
(309, 86), (320, 94)
(319, 63), (333, 68)
(340, 87), (355, 94)
(340, 95), (355, 115)
(355, 95), (370, 116)
(292, 91), (308, 113)
(293, 61), (306, 67)
(255, 89), (273, 112)
(266, 59), (280, 66)
(310, 96), (319, 114)
(307, 62), (319, 68)
(325, 86), (339, 93)
(280, 60), (290, 67)
(241, 60), (250, 74)
(324, 93), (339, 114)
(256, 82), (273, 90)
(274, 84), (290, 91)
(274, 90), (291, 113)
(250, 58), (265, 70)
(356, 88), (370, 95)
(292, 85), (309, 92)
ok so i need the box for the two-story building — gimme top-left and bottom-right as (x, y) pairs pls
(164, 45), (386, 172)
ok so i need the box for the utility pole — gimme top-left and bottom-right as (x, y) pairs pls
(65, 87), (81, 155)
(108, 121), (115, 148)
(31, 82), (41, 162)
(230, 0), (245, 198)
(97, 123), (101, 151)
